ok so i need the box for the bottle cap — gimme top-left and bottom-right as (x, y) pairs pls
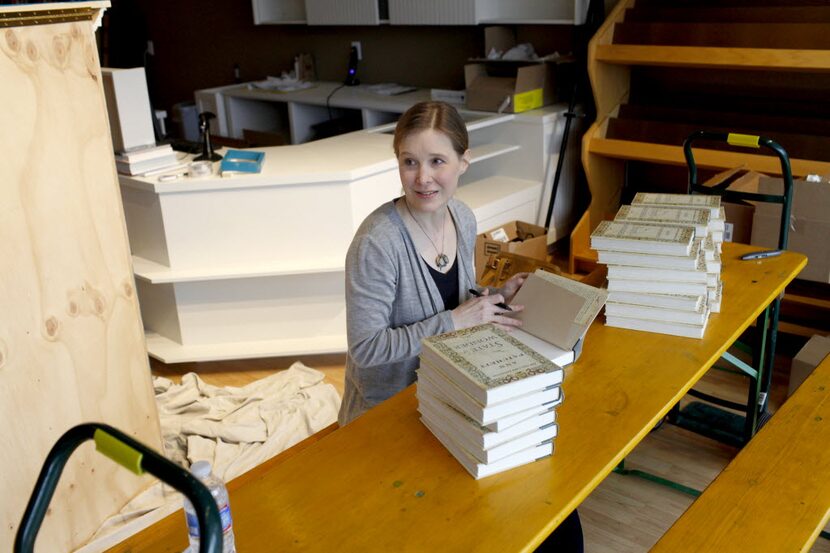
(190, 460), (212, 479)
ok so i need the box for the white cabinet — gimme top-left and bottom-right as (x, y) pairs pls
(389, 0), (589, 25)
(252, 0), (306, 24)
(305, 0), (383, 25)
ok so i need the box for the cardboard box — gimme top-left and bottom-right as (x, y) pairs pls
(464, 26), (561, 113)
(788, 334), (830, 397)
(475, 221), (547, 280)
(751, 176), (830, 283)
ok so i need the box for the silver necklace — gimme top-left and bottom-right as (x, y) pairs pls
(403, 200), (449, 270)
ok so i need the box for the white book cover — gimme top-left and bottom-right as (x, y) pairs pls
(607, 291), (704, 312)
(607, 278), (709, 296)
(510, 270), (607, 351)
(705, 250), (722, 273)
(615, 204), (710, 238)
(512, 328), (574, 367)
(486, 395), (563, 432)
(420, 415), (554, 479)
(703, 235), (716, 261)
(631, 192), (721, 216)
(417, 363), (560, 426)
(597, 240), (701, 270)
(606, 314), (709, 339)
(607, 256), (708, 283)
(417, 388), (557, 450)
(709, 281), (723, 313)
(590, 221), (695, 256)
(605, 301), (709, 325)
(418, 400), (558, 464)
(420, 325), (563, 406)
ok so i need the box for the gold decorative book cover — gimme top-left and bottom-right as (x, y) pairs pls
(422, 325), (559, 392)
(617, 205), (710, 227)
(631, 192), (721, 213)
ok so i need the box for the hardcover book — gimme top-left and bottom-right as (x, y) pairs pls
(420, 324), (564, 406)
(605, 302), (709, 326)
(597, 240), (702, 271)
(418, 395), (558, 464)
(615, 205), (711, 238)
(605, 314), (709, 339)
(590, 221), (695, 256)
(606, 257), (710, 284)
(416, 388), (557, 451)
(606, 291), (704, 312)
(420, 415), (553, 479)
(631, 192), (721, 216)
(607, 278), (709, 296)
(417, 362), (561, 426)
(510, 270), (608, 351)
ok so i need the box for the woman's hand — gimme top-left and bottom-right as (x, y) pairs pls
(499, 272), (530, 303)
(451, 289), (524, 331)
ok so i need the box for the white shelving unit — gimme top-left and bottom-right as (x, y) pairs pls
(305, 0), (383, 25)
(125, 88), (574, 362)
(388, 0), (588, 25)
(254, 0), (587, 25)
(252, 0), (306, 24)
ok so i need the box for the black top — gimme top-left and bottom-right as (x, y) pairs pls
(427, 256), (459, 310)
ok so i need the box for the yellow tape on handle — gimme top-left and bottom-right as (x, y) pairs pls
(727, 133), (760, 148)
(94, 429), (144, 475)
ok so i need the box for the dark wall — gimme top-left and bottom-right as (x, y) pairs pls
(102, 0), (575, 115)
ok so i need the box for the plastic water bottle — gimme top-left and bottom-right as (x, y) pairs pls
(183, 460), (236, 553)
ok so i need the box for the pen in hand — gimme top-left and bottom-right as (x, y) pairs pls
(740, 249), (783, 261)
(469, 288), (512, 312)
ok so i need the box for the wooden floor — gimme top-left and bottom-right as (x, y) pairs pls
(150, 347), (830, 552)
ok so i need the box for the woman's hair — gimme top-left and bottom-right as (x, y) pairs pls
(392, 101), (469, 158)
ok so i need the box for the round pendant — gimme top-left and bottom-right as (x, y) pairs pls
(435, 253), (449, 269)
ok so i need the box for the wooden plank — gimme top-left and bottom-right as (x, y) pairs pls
(0, 4), (162, 551)
(587, 138), (830, 177)
(651, 355), (830, 552)
(614, 22), (830, 50)
(596, 44), (830, 71)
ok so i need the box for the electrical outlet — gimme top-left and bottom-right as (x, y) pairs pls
(350, 41), (362, 61)
(146, 40), (155, 56)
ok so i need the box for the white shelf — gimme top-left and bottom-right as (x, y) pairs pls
(145, 332), (347, 363)
(132, 255), (344, 284)
(468, 143), (520, 165)
(455, 175), (542, 231)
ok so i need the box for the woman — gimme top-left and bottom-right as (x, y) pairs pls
(339, 101), (526, 426)
(339, 100), (583, 552)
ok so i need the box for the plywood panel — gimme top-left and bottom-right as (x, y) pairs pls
(0, 3), (162, 551)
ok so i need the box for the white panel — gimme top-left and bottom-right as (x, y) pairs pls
(136, 280), (183, 344)
(173, 272), (345, 344)
(349, 171), (402, 233)
(120, 185), (170, 266)
(475, 202), (539, 234)
(476, 0), (585, 23)
(362, 109), (400, 130)
(306, 0), (380, 25)
(455, 176), (542, 231)
(159, 182), (353, 270)
(252, 0), (306, 24)
(225, 95), (289, 139)
(389, 0), (475, 25)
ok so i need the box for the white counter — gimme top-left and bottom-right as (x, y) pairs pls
(120, 104), (577, 362)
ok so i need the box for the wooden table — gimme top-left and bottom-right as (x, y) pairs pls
(651, 354), (830, 552)
(109, 242), (806, 553)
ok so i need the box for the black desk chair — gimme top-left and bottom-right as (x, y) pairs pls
(669, 130), (795, 446)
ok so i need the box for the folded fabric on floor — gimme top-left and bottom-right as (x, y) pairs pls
(79, 362), (340, 551)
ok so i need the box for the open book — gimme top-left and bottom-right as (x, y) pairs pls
(508, 270), (608, 364)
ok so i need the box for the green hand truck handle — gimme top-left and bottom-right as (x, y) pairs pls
(14, 423), (222, 553)
(683, 130), (793, 250)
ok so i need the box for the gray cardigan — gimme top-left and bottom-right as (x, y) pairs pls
(338, 198), (478, 425)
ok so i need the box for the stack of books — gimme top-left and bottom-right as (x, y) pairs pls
(591, 193), (725, 339)
(114, 144), (180, 176)
(417, 324), (563, 479)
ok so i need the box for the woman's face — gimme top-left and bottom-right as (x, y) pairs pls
(397, 129), (470, 214)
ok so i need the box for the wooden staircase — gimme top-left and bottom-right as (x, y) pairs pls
(572, 0), (830, 273)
